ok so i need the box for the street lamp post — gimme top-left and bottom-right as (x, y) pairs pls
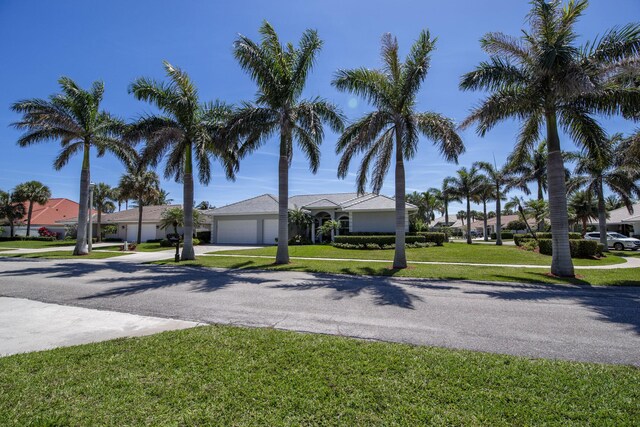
(88, 183), (95, 252)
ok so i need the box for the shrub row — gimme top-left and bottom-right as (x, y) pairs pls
(333, 233), (445, 246)
(537, 239), (602, 258)
(490, 232), (514, 240)
(333, 242), (436, 250)
(160, 237), (201, 247)
(0, 236), (57, 242)
(415, 232), (446, 246)
(514, 233), (583, 246)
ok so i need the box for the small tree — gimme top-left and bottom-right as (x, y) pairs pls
(12, 181), (51, 237)
(0, 191), (25, 238)
(288, 208), (312, 237)
(92, 183), (115, 242)
(160, 207), (202, 237)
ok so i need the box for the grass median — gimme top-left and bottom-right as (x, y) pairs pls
(1, 325), (638, 426)
(155, 255), (640, 286)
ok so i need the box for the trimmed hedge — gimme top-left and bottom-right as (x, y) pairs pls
(0, 236), (57, 242)
(538, 239), (600, 258)
(160, 237), (201, 247)
(333, 241), (435, 250)
(490, 232), (514, 240)
(334, 235), (427, 245)
(196, 231), (211, 242)
(415, 232), (446, 246)
(332, 233), (445, 248)
(515, 232), (583, 246)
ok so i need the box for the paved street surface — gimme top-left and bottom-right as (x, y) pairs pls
(0, 297), (199, 356)
(0, 257), (638, 365)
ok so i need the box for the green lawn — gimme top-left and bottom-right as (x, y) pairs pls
(160, 256), (640, 286)
(94, 242), (172, 252)
(0, 240), (77, 249)
(1, 325), (638, 426)
(2, 250), (131, 259)
(213, 242), (627, 266)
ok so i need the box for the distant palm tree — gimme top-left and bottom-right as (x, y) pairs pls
(475, 179), (494, 241)
(117, 170), (160, 244)
(509, 141), (547, 201)
(160, 206), (202, 237)
(406, 191), (427, 226)
(567, 134), (639, 249)
(448, 166), (484, 244)
(333, 31), (463, 268)
(288, 208), (312, 237)
(12, 181), (51, 236)
(604, 195), (623, 212)
(128, 61), (238, 259)
(195, 201), (211, 210)
(460, 0), (640, 276)
(157, 190), (174, 205)
(441, 177), (461, 227)
(0, 191), (25, 238)
(457, 210), (467, 226)
(92, 183), (115, 242)
(568, 191), (598, 236)
(11, 78), (133, 254)
(505, 196), (538, 238)
(525, 199), (550, 232)
(230, 21), (344, 264)
(422, 189), (443, 225)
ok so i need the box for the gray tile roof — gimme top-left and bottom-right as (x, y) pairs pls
(588, 203), (640, 224)
(209, 194), (280, 215)
(100, 205), (184, 223)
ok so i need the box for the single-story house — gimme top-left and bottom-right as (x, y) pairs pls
(587, 203), (640, 237)
(98, 205), (212, 242)
(431, 214), (463, 230)
(206, 192), (417, 245)
(470, 214), (539, 236)
(1, 198), (89, 238)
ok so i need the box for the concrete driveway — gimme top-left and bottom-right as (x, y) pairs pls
(0, 257), (638, 365)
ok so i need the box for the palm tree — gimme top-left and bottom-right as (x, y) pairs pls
(525, 199), (549, 232)
(448, 166), (484, 244)
(117, 169), (161, 244)
(474, 161), (521, 245)
(288, 207), (312, 238)
(195, 201), (211, 210)
(475, 179), (494, 241)
(230, 22), (344, 265)
(92, 183), (115, 242)
(505, 196), (538, 238)
(0, 191), (25, 238)
(157, 190), (174, 205)
(441, 177), (461, 227)
(11, 78), (133, 255)
(12, 181), (51, 236)
(460, 0), (640, 276)
(509, 141), (547, 201)
(605, 195), (623, 211)
(333, 31), (463, 268)
(160, 206), (202, 237)
(406, 191), (427, 224)
(128, 61), (239, 260)
(568, 191), (598, 235)
(567, 134), (640, 249)
(422, 189), (443, 226)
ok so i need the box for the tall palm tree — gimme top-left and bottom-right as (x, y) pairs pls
(568, 191), (598, 235)
(128, 61), (238, 259)
(0, 191), (25, 238)
(333, 31), (463, 268)
(475, 179), (494, 241)
(474, 161), (521, 245)
(422, 189), (443, 226)
(12, 181), (51, 236)
(508, 141), (547, 201)
(441, 177), (461, 227)
(406, 191), (427, 226)
(448, 166), (484, 244)
(567, 134), (640, 250)
(230, 22), (344, 264)
(11, 78), (133, 255)
(92, 183), (115, 242)
(460, 0), (640, 276)
(117, 169), (161, 244)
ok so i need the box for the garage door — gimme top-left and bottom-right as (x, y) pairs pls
(263, 219), (278, 245)
(126, 224), (157, 243)
(217, 220), (258, 244)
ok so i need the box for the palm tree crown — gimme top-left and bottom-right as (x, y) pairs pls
(333, 31), (464, 268)
(448, 166), (484, 244)
(0, 191), (25, 238)
(231, 21), (344, 264)
(128, 61), (238, 259)
(117, 168), (161, 244)
(12, 181), (51, 237)
(92, 183), (115, 242)
(460, 0), (640, 276)
(11, 77), (133, 254)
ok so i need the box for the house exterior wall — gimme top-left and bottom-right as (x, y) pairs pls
(351, 211), (398, 233)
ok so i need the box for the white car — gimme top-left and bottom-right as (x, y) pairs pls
(584, 232), (640, 251)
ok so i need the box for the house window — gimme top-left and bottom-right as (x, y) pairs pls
(338, 215), (349, 235)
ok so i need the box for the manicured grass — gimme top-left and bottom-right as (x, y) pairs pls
(1, 325), (638, 426)
(93, 242), (172, 252)
(159, 256), (640, 286)
(0, 240), (77, 249)
(2, 250), (131, 259)
(213, 243), (626, 266)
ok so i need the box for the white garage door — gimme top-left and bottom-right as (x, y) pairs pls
(263, 219), (278, 245)
(217, 220), (258, 244)
(126, 224), (156, 243)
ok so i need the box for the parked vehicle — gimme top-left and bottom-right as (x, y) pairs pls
(584, 232), (640, 251)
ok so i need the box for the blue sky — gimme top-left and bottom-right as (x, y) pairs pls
(0, 0), (637, 213)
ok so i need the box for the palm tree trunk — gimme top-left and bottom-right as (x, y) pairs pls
(392, 127), (407, 269)
(97, 209), (102, 242)
(73, 144), (90, 255)
(537, 180), (544, 201)
(275, 126), (290, 265)
(466, 196), (472, 244)
(483, 200), (488, 241)
(596, 181), (608, 252)
(137, 201), (143, 244)
(181, 144), (195, 260)
(545, 110), (574, 276)
(495, 189), (502, 246)
(9, 221), (15, 238)
(24, 200), (34, 236)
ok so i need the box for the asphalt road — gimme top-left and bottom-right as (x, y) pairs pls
(0, 257), (638, 366)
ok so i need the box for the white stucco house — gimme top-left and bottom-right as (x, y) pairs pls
(587, 202), (640, 237)
(206, 192), (417, 245)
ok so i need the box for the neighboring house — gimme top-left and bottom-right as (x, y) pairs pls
(587, 203), (640, 237)
(1, 198), (87, 238)
(431, 214), (464, 230)
(207, 193), (418, 245)
(469, 214), (539, 237)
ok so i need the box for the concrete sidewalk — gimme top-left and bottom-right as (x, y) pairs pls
(0, 297), (200, 357)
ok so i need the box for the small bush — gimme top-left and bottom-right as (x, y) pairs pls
(104, 237), (123, 242)
(538, 239), (600, 258)
(37, 227), (57, 238)
(334, 235), (428, 246)
(490, 232), (514, 240)
(521, 240), (539, 252)
(515, 233), (583, 246)
(415, 232), (446, 246)
(160, 239), (174, 247)
(196, 231), (211, 242)
(332, 241), (436, 250)
(0, 236), (57, 242)
(289, 235), (311, 245)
